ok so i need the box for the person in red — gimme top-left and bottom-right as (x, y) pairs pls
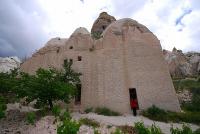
(130, 98), (138, 116)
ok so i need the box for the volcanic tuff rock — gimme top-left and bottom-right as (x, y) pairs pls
(91, 12), (116, 35)
(0, 56), (21, 73)
(20, 12), (181, 112)
(163, 48), (200, 77)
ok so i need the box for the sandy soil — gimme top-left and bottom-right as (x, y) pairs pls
(0, 103), (199, 134)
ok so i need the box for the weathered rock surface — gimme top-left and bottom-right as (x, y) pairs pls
(0, 56), (21, 73)
(21, 12), (181, 113)
(91, 12), (116, 35)
(176, 90), (192, 104)
(163, 48), (200, 77)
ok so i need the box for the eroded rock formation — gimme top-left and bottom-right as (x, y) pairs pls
(91, 12), (116, 36)
(0, 57), (21, 73)
(163, 48), (200, 77)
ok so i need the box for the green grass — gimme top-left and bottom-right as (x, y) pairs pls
(173, 78), (200, 91)
(79, 118), (100, 128)
(52, 105), (61, 117)
(173, 77), (200, 113)
(0, 96), (7, 119)
(94, 107), (121, 116)
(142, 105), (200, 124)
(134, 122), (162, 134)
(57, 118), (81, 134)
(170, 124), (197, 134)
(84, 107), (93, 113)
(26, 112), (36, 125)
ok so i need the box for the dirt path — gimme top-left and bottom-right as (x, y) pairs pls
(72, 112), (200, 134)
(0, 103), (199, 134)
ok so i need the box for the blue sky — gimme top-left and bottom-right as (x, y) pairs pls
(0, 0), (200, 58)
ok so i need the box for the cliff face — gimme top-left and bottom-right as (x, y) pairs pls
(163, 48), (200, 77)
(0, 57), (21, 73)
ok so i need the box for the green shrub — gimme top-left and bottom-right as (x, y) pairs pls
(17, 60), (81, 110)
(95, 107), (120, 116)
(150, 124), (162, 134)
(134, 122), (162, 134)
(142, 105), (200, 124)
(94, 129), (101, 134)
(57, 119), (81, 134)
(0, 110), (5, 119)
(112, 128), (122, 134)
(142, 105), (168, 122)
(52, 105), (61, 117)
(26, 112), (36, 125)
(0, 96), (7, 119)
(147, 105), (167, 116)
(168, 112), (200, 124)
(173, 78), (200, 91)
(134, 122), (151, 134)
(170, 124), (193, 134)
(91, 32), (102, 40)
(84, 107), (93, 113)
(79, 118), (100, 128)
(59, 111), (71, 121)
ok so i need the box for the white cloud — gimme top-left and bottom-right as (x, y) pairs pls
(37, 0), (200, 52)
(37, 0), (112, 38)
(131, 0), (200, 52)
(0, 0), (199, 58)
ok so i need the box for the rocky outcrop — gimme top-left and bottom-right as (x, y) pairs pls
(0, 57), (21, 73)
(91, 12), (116, 36)
(176, 90), (192, 104)
(163, 48), (200, 77)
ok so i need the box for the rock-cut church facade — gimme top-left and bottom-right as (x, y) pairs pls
(21, 15), (181, 113)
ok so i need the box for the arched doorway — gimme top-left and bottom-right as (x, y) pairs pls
(129, 88), (139, 109)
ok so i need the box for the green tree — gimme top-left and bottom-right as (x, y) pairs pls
(61, 59), (81, 84)
(17, 67), (77, 109)
(0, 68), (18, 95)
(16, 60), (81, 109)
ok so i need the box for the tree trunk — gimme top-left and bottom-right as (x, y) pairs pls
(48, 99), (53, 110)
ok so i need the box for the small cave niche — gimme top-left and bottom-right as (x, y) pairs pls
(69, 46), (73, 49)
(56, 48), (60, 53)
(78, 56), (82, 61)
(70, 59), (73, 64)
(102, 25), (106, 30)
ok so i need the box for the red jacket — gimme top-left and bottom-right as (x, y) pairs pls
(130, 99), (138, 109)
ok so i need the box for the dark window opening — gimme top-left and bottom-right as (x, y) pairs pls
(129, 88), (139, 109)
(57, 48), (60, 53)
(78, 56), (82, 61)
(102, 25), (106, 30)
(75, 84), (81, 105)
(58, 37), (61, 40)
(70, 59), (73, 64)
(69, 46), (73, 49)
